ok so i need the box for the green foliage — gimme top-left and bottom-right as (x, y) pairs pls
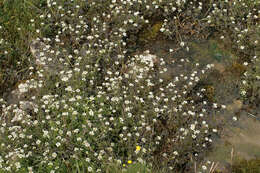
(0, 0), (44, 94)
(232, 158), (260, 173)
(139, 22), (163, 42)
(0, 0), (259, 172)
(240, 56), (260, 108)
(106, 163), (152, 173)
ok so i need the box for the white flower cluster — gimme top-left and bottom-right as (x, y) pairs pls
(0, 0), (259, 172)
(18, 83), (28, 93)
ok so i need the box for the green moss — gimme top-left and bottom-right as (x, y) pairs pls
(205, 85), (215, 102)
(228, 62), (247, 77)
(139, 22), (163, 42)
(211, 158), (260, 173)
(232, 158), (260, 173)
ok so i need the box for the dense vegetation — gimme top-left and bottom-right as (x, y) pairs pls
(0, 0), (259, 172)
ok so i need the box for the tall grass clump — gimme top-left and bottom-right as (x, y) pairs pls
(0, 0), (45, 95)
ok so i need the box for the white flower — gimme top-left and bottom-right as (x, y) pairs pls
(202, 165), (207, 170)
(180, 41), (185, 47)
(28, 167), (33, 173)
(74, 129), (79, 133)
(233, 116), (237, 121)
(83, 140), (90, 147)
(241, 90), (246, 96)
(89, 109), (94, 116)
(15, 162), (21, 169)
(52, 152), (57, 158)
(190, 124), (195, 131)
(88, 167), (93, 172)
(18, 83), (28, 93)
(160, 27), (165, 32)
(36, 140), (41, 145)
(61, 76), (69, 82)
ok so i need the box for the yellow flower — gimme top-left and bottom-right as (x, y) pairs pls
(127, 160), (132, 164)
(123, 164), (126, 167)
(136, 145), (141, 151)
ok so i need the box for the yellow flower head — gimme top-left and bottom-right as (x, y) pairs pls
(127, 160), (132, 164)
(136, 145), (141, 151)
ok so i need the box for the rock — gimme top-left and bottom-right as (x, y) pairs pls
(30, 39), (65, 75)
(214, 63), (225, 74)
(19, 101), (38, 112)
(227, 100), (243, 113)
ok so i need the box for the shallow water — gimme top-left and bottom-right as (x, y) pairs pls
(188, 39), (260, 169)
(143, 37), (260, 170)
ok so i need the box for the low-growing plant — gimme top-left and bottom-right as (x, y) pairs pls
(232, 158), (260, 173)
(0, 0), (259, 172)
